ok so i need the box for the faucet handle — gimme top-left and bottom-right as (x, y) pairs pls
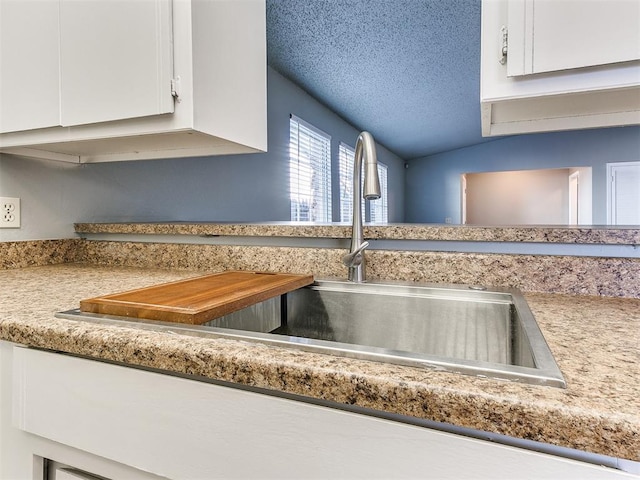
(342, 241), (370, 268)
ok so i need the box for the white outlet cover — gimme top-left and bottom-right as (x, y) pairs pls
(0, 197), (21, 228)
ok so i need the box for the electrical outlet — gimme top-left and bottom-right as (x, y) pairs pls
(0, 197), (21, 228)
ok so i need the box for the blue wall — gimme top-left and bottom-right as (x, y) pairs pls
(405, 126), (640, 224)
(3, 63), (637, 241)
(0, 67), (405, 241)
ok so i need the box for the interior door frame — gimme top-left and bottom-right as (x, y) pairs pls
(568, 171), (579, 225)
(460, 174), (467, 224)
(606, 161), (640, 225)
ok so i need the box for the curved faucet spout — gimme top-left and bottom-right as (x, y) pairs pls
(346, 132), (380, 283)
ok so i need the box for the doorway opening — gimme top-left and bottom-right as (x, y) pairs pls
(461, 167), (593, 225)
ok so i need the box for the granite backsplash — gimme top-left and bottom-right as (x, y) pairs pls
(2, 234), (639, 298)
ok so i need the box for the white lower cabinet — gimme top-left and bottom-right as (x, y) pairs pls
(0, 341), (635, 479)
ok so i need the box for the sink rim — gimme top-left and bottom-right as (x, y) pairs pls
(56, 278), (567, 389)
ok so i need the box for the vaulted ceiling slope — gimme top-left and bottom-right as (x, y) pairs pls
(266, 0), (489, 160)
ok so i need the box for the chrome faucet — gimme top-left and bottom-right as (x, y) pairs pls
(342, 131), (380, 282)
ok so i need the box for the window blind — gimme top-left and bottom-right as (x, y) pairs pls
(339, 142), (388, 223)
(289, 115), (332, 222)
(370, 162), (388, 223)
(339, 143), (358, 222)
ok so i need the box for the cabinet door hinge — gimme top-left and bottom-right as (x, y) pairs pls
(171, 76), (181, 102)
(499, 26), (508, 65)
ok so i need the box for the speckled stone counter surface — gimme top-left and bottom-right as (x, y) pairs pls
(1, 264), (638, 461)
(74, 222), (640, 244)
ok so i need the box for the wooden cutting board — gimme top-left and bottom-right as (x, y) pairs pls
(79, 270), (314, 325)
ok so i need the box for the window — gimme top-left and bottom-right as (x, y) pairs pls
(339, 143), (358, 222)
(339, 142), (388, 223)
(370, 162), (388, 223)
(289, 115), (332, 222)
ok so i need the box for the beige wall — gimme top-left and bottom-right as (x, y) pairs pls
(464, 169), (572, 225)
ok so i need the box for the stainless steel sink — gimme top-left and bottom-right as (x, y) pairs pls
(57, 279), (566, 388)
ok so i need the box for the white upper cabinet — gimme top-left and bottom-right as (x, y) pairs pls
(0, 0), (267, 163)
(481, 0), (640, 137)
(0, 0), (174, 134)
(0, 0), (61, 132)
(58, 0), (174, 127)
(506, 0), (640, 77)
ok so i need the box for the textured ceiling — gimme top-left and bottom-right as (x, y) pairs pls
(266, 0), (489, 160)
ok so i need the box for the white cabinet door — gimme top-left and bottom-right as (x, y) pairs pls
(507, 0), (640, 77)
(0, 0), (61, 133)
(481, 0), (640, 137)
(0, 0), (266, 162)
(0, 0), (174, 134)
(59, 0), (174, 127)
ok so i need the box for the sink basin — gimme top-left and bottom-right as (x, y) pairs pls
(205, 280), (565, 387)
(57, 279), (566, 388)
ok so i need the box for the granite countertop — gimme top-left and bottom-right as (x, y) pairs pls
(74, 222), (640, 244)
(0, 264), (638, 461)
